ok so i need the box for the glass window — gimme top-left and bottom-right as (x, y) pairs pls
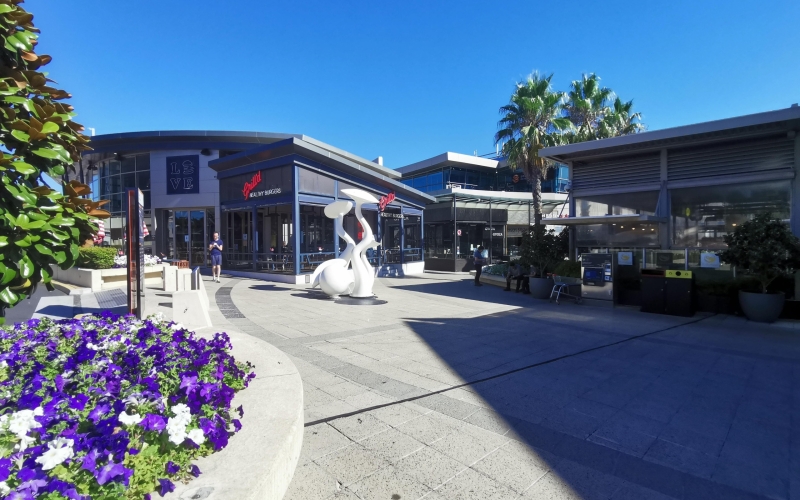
(465, 171), (479, 189)
(137, 171), (150, 190)
(122, 173), (136, 190)
(413, 176), (427, 190)
(109, 175), (122, 194)
(136, 154), (150, 171)
(404, 214), (422, 261)
(142, 190), (151, 210)
(108, 161), (121, 176)
(298, 168), (335, 196)
(401, 179), (413, 187)
(671, 180), (790, 249)
(575, 223), (659, 247)
(427, 171), (443, 191)
(110, 193), (123, 214)
(575, 191), (659, 217)
(121, 157), (136, 174)
(449, 168), (465, 185)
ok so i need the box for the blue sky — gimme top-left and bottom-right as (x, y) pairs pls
(31, 0), (800, 168)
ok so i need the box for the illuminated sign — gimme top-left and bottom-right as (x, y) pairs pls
(378, 191), (395, 211)
(241, 171), (284, 200)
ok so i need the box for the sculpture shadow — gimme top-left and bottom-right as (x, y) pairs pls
(248, 284), (295, 292)
(399, 308), (788, 499)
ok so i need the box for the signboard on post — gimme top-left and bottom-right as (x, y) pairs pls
(166, 155), (200, 194)
(126, 188), (145, 318)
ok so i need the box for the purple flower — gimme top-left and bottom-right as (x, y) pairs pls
(96, 462), (133, 486)
(165, 461), (180, 474)
(140, 413), (167, 432)
(0, 457), (11, 481)
(88, 403), (110, 423)
(158, 478), (175, 496)
(81, 449), (101, 474)
(189, 464), (201, 477)
(236, 405), (244, 418)
(180, 373), (199, 395)
(68, 394), (89, 410)
(232, 419), (242, 432)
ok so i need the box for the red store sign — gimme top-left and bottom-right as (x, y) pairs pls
(242, 171), (262, 200)
(378, 191), (395, 212)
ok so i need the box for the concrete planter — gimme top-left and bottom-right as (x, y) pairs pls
(738, 291), (785, 323)
(52, 264), (168, 292)
(529, 277), (554, 299)
(165, 330), (304, 500)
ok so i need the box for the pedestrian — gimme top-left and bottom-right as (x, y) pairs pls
(473, 245), (485, 286)
(504, 262), (531, 294)
(209, 232), (224, 283)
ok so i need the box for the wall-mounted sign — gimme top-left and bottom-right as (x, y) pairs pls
(241, 170), (282, 200)
(700, 253), (720, 268)
(618, 251), (633, 266)
(166, 155), (200, 194)
(378, 191), (396, 212)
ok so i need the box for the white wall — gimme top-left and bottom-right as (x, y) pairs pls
(150, 149), (221, 232)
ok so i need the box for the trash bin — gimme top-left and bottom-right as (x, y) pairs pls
(665, 270), (694, 317)
(640, 269), (666, 314)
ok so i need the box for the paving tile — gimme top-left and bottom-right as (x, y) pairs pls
(589, 411), (665, 457)
(414, 393), (481, 420)
(395, 446), (468, 489)
(328, 413), (391, 442)
(302, 424), (353, 461)
(322, 381), (372, 399)
(712, 458), (789, 500)
(343, 390), (396, 409)
(523, 471), (584, 499)
(347, 466), (432, 500)
(643, 438), (716, 479)
(434, 467), (519, 500)
(283, 461), (340, 500)
(463, 408), (512, 435)
(359, 427), (426, 464)
(306, 400), (359, 422)
(368, 402), (426, 427)
(314, 443), (390, 487)
(396, 413), (459, 445)
(471, 446), (550, 493)
(429, 426), (508, 466)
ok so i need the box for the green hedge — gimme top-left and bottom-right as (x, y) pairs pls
(77, 247), (117, 269)
(552, 260), (581, 278)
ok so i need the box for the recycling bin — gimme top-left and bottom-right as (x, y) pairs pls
(664, 270), (694, 317)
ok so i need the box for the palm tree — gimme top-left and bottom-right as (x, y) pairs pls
(495, 72), (572, 226)
(599, 97), (644, 137)
(563, 73), (614, 141)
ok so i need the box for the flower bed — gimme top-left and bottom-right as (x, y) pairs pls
(0, 313), (255, 499)
(113, 255), (162, 269)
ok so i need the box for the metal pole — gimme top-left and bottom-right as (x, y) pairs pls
(452, 194), (457, 270)
(292, 166), (300, 276)
(489, 199), (493, 263)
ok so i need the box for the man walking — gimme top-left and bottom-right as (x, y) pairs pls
(473, 245), (485, 286)
(209, 232), (224, 283)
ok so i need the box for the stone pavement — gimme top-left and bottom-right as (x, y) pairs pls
(15, 271), (800, 499)
(197, 272), (800, 500)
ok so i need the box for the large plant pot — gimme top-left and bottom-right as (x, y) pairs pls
(738, 291), (785, 323)
(529, 277), (554, 299)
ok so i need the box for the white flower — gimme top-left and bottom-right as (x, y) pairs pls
(16, 435), (37, 451)
(166, 404), (192, 445)
(0, 481), (9, 496)
(86, 342), (100, 351)
(171, 404), (190, 417)
(7, 408), (43, 437)
(173, 323), (185, 331)
(118, 411), (144, 426)
(0, 360), (7, 368)
(187, 428), (205, 445)
(35, 437), (74, 470)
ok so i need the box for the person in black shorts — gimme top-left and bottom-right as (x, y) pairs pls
(209, 232), (224, 283)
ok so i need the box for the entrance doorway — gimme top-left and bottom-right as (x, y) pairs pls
(168, 209), (215, 267)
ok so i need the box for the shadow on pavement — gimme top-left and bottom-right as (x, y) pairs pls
(402, 308), (793, 500)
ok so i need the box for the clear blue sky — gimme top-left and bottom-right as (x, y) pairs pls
(30, 0), (800, 168)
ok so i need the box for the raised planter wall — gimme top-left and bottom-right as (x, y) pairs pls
(52, 264), (169, 292)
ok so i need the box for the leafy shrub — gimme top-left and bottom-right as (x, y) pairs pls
(719, 213), (800, 293)
(0, 313), (255, 499)
(483, 263), (509, 276)
(519, 226), (569, 277)
(552, 260), (581, 278)
(78, 247), (118, 269)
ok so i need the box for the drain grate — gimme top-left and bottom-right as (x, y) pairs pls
(95, 289), (127, 309)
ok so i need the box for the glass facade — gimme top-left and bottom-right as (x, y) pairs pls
(91, 153), (153, 254)
(401, 164), (569, 194)
(575, 191), (659, 217)
(671, 180), (791, 249)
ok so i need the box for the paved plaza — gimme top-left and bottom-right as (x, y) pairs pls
(191, 272), (800, 500)
(31, 272), (800, 500)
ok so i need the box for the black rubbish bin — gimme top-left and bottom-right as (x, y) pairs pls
(665, 270), (695, 317)
(640, 269), (666, 314)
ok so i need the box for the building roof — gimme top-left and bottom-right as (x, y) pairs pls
(541, 105), (800, 161)
(83, 130), (398, 179)
(433, 188), (566, 206)
(396, 152), (500, 176)
(209, 137), (435, 204)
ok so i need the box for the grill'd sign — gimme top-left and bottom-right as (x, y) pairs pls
(242, 171), (281, 200)
(378, 191), (395, 211)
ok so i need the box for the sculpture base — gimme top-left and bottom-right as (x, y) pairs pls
(335, 295), (387, 306)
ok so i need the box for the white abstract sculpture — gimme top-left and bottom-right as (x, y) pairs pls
(312, 189), (380, 299)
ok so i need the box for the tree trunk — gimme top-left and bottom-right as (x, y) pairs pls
(532, 174), (543, 226)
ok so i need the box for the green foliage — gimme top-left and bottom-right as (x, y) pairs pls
(552, 259), (581, 278)
(0, 1), (110, 312)
(719, 213), (800, 293)
(563, 73), (644, 142)
(483, 263), (509, 276)
(519, 226), (569, 277)
(77, 246), (116, 269)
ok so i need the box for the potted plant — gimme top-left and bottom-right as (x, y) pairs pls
(519, 226), (569, 299)
(719, 213), (800, 322)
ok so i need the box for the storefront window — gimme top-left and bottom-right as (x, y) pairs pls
(671, 180), (790, 249)
(404, 214), (422, 261)
(575, 223), (659, 247)
(299, 205), (335, 271)
(575, 191), (658, 217)
(424, 223), (451, 259)
(380, 209), (402, 263)
(254, 205), (293, 273)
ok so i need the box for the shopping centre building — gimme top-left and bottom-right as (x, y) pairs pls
(83, 131), (434, 283)
(540, 105), (800, 304)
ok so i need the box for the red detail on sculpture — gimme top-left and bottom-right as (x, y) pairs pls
(378, 191), (395, 212)
(242, 171), (262, 200)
